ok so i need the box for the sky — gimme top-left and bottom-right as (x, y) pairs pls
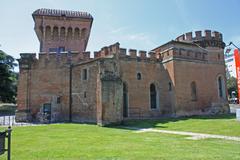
(1, 0), (240, 60)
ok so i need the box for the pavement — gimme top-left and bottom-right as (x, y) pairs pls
(135, 128), (240, 142)
(230, 104), (240, 113)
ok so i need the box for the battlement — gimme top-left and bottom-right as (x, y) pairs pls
(175, 30), (223, 42)
(175, 30), (225, 49)
(18, 40), (214, 71)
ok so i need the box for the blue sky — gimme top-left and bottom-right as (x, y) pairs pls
(1, 0), (240, 59)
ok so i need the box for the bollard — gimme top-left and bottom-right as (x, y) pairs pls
(7, 126), (11, 160)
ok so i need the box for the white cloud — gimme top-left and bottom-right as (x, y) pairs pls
(107, 26), (158, 50)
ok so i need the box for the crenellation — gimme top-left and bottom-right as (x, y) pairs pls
(212, 31), (220, 39)
(139, 50), (147, 59)
(83, 51), (90, 59)
(175, 30), (225, 49)
(100, 47), (108, 57)
(129, 49), (137, 58)
(204, 30), (211, 39)
(109, 42), (120, 54)
(119, 48), (127, 57)
(148, 51), (157, 60)
(219, 33), (223, 41)
(195, 31), (202, 39)
(185, 32), (193, 41)
(175, 34), (185, 41)
(94, 51), (101, 58)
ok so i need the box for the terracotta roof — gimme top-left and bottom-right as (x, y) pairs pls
(32, 8), (93, 19)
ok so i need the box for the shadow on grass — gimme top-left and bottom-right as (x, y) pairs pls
(106, 114), (236, 131)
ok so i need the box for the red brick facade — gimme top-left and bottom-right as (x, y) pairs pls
(16, 9), (229, 125)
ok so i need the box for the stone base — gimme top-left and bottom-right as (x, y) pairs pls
(208, 103), (230, 114)
(15, 110), (32, 122)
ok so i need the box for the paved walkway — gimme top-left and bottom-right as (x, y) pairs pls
(124, 127), (240, 142)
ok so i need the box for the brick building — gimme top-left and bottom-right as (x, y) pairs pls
(16, 9), (229, 125)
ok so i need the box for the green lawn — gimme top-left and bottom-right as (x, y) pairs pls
(123, 114), (240, 137)
(0, 115), (239, 160)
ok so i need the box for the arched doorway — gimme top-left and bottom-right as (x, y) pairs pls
(150, 83), (157, 109)
(123, 82), (128, 117)
(191, 81), (197, 101)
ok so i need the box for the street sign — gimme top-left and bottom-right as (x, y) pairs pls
(0, 132), (6, 155)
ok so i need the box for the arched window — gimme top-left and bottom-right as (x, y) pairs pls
(191, 81), (197, 101)
(81, 28), (87, 39)
(53, 26), (59, 40)
(74, 28), (80, 40)
(217, 76), (226, 99)
(45, 26), (51, 40)
(123, 82), (128, 117)
(150, 83), (157, 109)
(60, 27), (65, 40)
(137, 73), (141, 80)
(67, 27), (73, 40)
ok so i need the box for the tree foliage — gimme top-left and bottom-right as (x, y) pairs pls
(0, 50), (18, 103)
(226, 76), (237, 98)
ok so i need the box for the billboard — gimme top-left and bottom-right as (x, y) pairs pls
(234, 49), (240, 101)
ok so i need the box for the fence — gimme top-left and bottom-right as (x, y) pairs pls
(0, 116), (15, 126)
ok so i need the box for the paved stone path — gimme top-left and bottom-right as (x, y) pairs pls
(125, 127), (240, 142)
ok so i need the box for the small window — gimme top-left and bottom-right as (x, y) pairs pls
(218, 77), (223, 97)
(82, 69), (88, 80)
(137, 73), (141, 80)
(218, 54), (221, 60)
(191, 81), (197, 101)
(168, 82), (172, 91)
(57, 96), (61, 104)
(84, 91), (87, 98)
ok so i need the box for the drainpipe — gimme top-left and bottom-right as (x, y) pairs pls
(69, 64), (73, 122)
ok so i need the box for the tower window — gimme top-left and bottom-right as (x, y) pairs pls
(81, 28), (87, 39)
(137, 73), (141, 80)
(74, 28), (80, 40)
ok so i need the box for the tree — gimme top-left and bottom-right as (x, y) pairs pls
(226, 76), (237, 98)
(0, 50), (18, 103)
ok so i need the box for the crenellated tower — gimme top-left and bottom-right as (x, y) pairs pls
(32, 8), (93, 53)
(175, 30), (225, 49)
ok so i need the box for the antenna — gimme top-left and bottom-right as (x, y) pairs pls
(228, 42), (240, 50)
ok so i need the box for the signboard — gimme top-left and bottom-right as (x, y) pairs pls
(234, 49), (240, 101)
(0, 127), (12, 160)
(0, 132), (6, 155)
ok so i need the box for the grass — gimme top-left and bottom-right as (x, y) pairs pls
(0, 115), (239, 160)
(123, 114), (240, 137)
